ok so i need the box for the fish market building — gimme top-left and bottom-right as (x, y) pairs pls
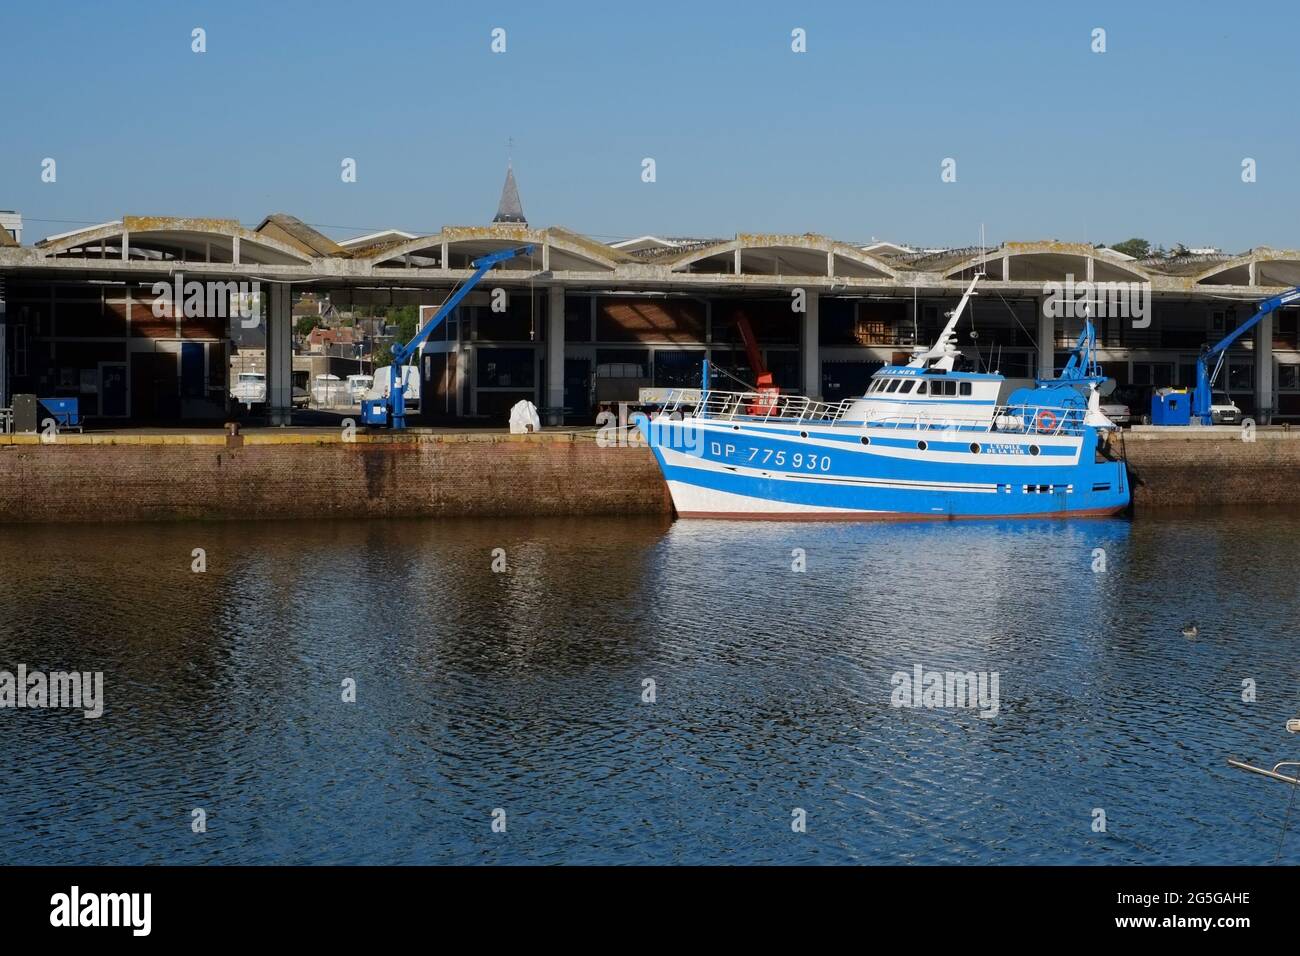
(1, 189), (1298, 427)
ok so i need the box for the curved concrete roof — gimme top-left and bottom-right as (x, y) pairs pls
(7, 213), (1300, 298)
(356, 225), (622, 272)
(35, 216), (315, 265)
(669, 234), (896, 279)
(942, 241), (1152, 283)
(1192, 248), (1300, 287)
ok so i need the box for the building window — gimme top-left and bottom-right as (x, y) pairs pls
(821, 361), (882, 401)
(766, 351), (801, 390)
(565, 296), (592, 343)
(1131, 362), (1174, 387)
(477, 348), (535, 388)
(1278, 365), (1299, 391)
(653, 350), (704, 389)
(596, 348), (647, 365)
(1228, 364), (1253, 391)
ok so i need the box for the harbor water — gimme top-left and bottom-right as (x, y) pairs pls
(1, 511), (1297, 865)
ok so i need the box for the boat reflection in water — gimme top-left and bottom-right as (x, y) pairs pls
(2, 509), (1298, 864)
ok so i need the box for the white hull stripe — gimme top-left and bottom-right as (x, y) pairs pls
(666, 480), (867, 515)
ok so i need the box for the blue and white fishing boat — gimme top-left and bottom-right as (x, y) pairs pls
(632, 276), (1129, 520)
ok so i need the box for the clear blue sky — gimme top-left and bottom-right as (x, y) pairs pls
(3, 0), (1297, 250)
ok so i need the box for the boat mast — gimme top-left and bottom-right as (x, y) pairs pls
(907, 273), (982, 369)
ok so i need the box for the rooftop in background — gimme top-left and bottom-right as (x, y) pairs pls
(8, 215), (1300, 291)
(0, 211), (21, 246)
(338, 229), (417, 249)
(254, 213), (346, 259)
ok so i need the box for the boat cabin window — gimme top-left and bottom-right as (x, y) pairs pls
(886, 379), (901, 393)
(916, 381), (927, 395)
(898, 380), (915, 394)
(959, 382), (972, 396)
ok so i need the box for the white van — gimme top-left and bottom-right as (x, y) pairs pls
(346, 374), (374, 403)
(311, 374), (349, 407)
(365, 365), (420, 408)
(232, 372), (266, 409)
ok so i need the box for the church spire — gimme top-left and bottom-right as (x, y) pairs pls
(492, 161), (527, 225)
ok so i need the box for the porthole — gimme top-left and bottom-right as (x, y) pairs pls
(917, 440), (928, 451)
(800, 430), (808, 438)
(970, 442), (981, 454)
(732, 424), (740, 431)
(860, 436), (871, 446)
(1029, 445), (1041, 456)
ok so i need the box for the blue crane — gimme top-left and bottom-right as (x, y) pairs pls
(1152, 285), (1300, 425)
(360, 244), (536, 429)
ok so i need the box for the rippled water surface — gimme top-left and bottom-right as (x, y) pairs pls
(1, 510), (1298, 865)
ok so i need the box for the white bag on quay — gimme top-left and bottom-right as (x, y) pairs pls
(509, 400), (541, 434)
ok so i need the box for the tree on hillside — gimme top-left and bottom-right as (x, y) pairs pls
(295, 315), (321, 337)
(389, 305), (419, 342)
(1110, 238), (1150, 259)
(371, 306), (421, 367)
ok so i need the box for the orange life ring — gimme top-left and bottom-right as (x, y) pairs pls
(1035, 410), (1058, 433)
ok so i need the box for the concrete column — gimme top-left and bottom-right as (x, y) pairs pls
(0, 277), (7, 411)
(469, 306), (479, 416)
(265, 282), (293, 425)
(546, 286), (565, 425)
(802, 291), (820, 399)
(1255, 311), (1274, 424)
(1036, 297), (1054, 379)
(454, 304), (464, 418)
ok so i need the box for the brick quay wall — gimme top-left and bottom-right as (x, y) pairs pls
(0, 426), (1293, 523)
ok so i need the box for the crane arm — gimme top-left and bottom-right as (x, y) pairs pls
(1203, 288), (1300, 363)
(733, 314), (769, 381)
(392, 244), (536, 366)
(1057, 318), (1101, 382)
(1194, 286), (1300, 423)
(373, 243), (536, 429)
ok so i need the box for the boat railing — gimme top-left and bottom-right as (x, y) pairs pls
(862, 404), (1088, 438)
(658, 390), (1090, 437)
(659, 389), (856, 425)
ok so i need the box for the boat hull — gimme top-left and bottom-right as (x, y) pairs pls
(634, 414), (1130, 521)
